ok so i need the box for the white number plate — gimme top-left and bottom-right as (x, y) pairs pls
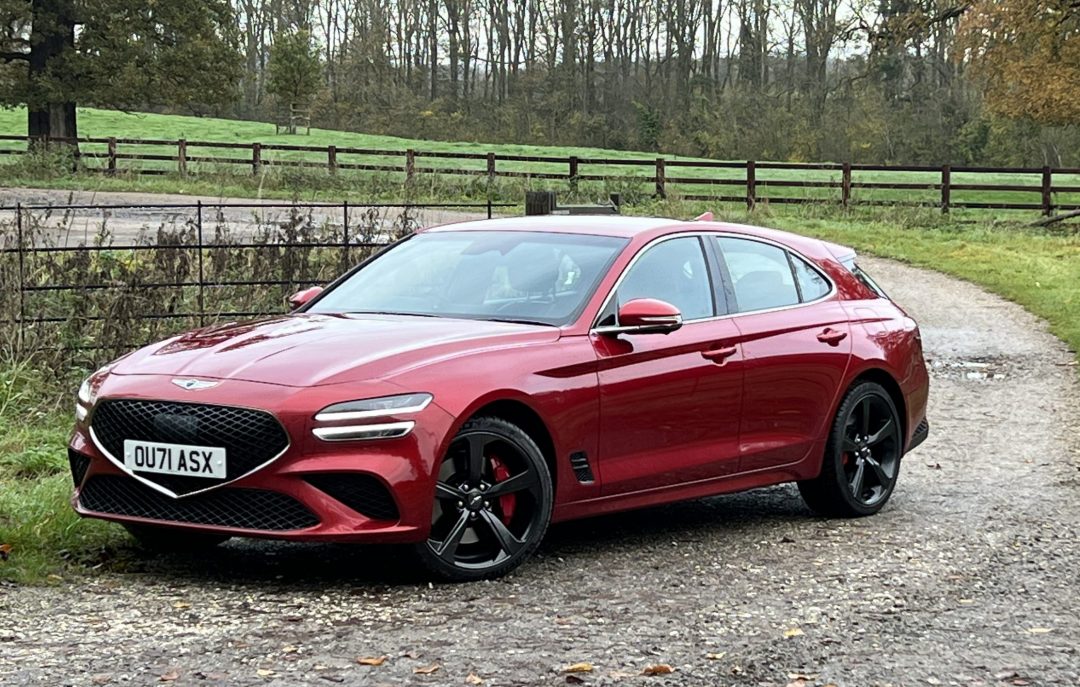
(123, 440), (227, 479)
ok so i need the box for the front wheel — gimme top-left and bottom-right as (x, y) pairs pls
(413, 417), (553, 582)
(799, 381), (903, 517)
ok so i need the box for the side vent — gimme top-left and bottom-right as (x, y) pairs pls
(569, 451), (595, 484)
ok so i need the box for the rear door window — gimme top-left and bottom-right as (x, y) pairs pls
(715, 237), (800, 312)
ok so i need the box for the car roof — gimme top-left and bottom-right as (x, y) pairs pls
(423, 215), (852, 259)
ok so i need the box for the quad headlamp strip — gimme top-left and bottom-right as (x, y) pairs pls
(311, 392), (432, 442)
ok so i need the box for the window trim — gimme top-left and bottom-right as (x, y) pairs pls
(711, 235), (837, 317)
(591, 231), (838, 331)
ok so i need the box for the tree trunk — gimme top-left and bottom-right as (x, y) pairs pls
(27, 0), (78, 144)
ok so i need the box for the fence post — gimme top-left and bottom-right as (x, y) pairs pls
(107, 137), (117, 175)
(15, 203), (25, 352)
(328, 145), (337, 175)
(569, 156), (579, 193)
(655, 158), (666, 199)
(252, 142), (262, 176)
(486, 152), (496, 182)
(1042, 166), (1053, 217)
(841, 162), (852, 209)
(940, 164), (951, 214)
(178, 139), (187, 176)
(342, 200), (350, 267)
(406, 149), (416, 182)
(746, 160), (757, 211)
(196, 201), (205, 327)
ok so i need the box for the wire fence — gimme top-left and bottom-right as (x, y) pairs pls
(0, 200), (506, 367)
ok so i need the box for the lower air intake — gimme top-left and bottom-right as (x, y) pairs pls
(303, 473), (400, 521)
(79, 475), (319, 531)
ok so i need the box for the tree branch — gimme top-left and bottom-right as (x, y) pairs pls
(0, 51), (29, 62)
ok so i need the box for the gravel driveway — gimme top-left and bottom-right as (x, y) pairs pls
(1, 257), (1078, 687)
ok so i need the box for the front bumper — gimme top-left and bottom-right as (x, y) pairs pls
(68, 377), (457, 544)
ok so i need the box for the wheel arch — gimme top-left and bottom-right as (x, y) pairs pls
(458, 397), (558, 489)
(848, 367), (907, 442)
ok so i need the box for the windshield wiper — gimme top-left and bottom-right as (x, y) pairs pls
(345, 311), (440, 318)
(488, 317), (556, 327)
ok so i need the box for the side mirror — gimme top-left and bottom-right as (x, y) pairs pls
(603, 298), (683, 335)
(287, 286), (323, 310)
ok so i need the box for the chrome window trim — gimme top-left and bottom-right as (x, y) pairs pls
(87, 401), (292, 501)
(312, 421), (415, 442)
(314, 395), (432, 422)
(589, 231), (837, 332)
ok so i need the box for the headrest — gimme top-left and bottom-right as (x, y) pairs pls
(507, 249), (561, 294)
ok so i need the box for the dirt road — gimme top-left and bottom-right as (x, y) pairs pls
(1, 257), (1078, 686)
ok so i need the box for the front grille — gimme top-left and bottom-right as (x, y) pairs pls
(91, 399), (289, 496)
(69, 449), (91, 487)
(304, 473), (400, 521)
(79, 475), (319, 531)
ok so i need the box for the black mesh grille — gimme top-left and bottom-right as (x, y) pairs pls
(69, 449), (92, 487)
(304, 473), (400, 521)
(79, 475), (319, 531)
(91, 399), (289, 496)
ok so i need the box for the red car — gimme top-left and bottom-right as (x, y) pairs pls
(69, 216), (929, 581)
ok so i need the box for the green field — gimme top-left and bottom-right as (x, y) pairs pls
(2, 107), (1078, 211)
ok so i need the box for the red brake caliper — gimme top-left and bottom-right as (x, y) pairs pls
(489, 455), (516, 524)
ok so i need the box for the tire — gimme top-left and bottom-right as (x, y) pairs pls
(124, 523), (231, 552)
(413, 416), (553, 582)
(798, 381), (903, 518)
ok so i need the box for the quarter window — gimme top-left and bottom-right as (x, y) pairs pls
(716, 237), (800, 312)
(791, 255), (830, 301)
(615, 237), (714, 322)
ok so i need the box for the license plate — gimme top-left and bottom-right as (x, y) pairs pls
(123, 440), (226, 479)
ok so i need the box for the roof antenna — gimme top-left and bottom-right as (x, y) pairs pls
(694, 211), (714, 222)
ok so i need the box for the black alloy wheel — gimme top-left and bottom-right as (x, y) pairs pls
(799, 381), (903, 517)
(414, 416), (552, 581)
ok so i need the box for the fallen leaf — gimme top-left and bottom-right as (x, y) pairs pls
(783, 627), (805, 638)
(159, 671), (180, 682)
(0, 544), (11, 561)
(257, 669), (276, 677)
(282, 645), (298, 654)
(705, 652), (726, 660)
(172, 601), (191, 610)
(562, 662), (594, 674)
(357, 656), (388, 666)
(47, 574), (63, 582)
(642, 664), (674, 676)
(1026, 627), (1052, 634)
(465, 673), (483, 685)
(91, 675), (112, 685)
(413, 663), (440, 675)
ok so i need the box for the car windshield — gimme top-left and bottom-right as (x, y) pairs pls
(309, 230), (628, 326)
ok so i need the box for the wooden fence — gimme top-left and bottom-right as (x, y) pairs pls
(2, 135), (1079, 215)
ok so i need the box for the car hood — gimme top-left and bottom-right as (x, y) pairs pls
(111, 313), (560, 387)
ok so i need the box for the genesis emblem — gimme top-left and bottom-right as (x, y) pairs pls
(172, 379), (219, 391)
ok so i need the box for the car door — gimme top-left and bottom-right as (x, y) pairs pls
(712, 236), (852, 472)
(594, 235), (745, 496)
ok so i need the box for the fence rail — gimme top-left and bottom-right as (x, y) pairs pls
(0, 200), (504, 365)
(2, 135), (1079, 215)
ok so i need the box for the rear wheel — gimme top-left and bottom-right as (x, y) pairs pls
(413, 417), (553, 582)
(124, 523), (231, 552)
(799, 381), (903, 517)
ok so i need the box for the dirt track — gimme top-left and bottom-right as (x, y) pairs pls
(1, 254), (1079, 685)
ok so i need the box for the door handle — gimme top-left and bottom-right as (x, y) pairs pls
(701, 345), (738, 363)
(817, 328), (848, 346)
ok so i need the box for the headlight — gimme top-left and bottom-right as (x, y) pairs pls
(77, 377), (94, 406)
(314, 393), (432, 422)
